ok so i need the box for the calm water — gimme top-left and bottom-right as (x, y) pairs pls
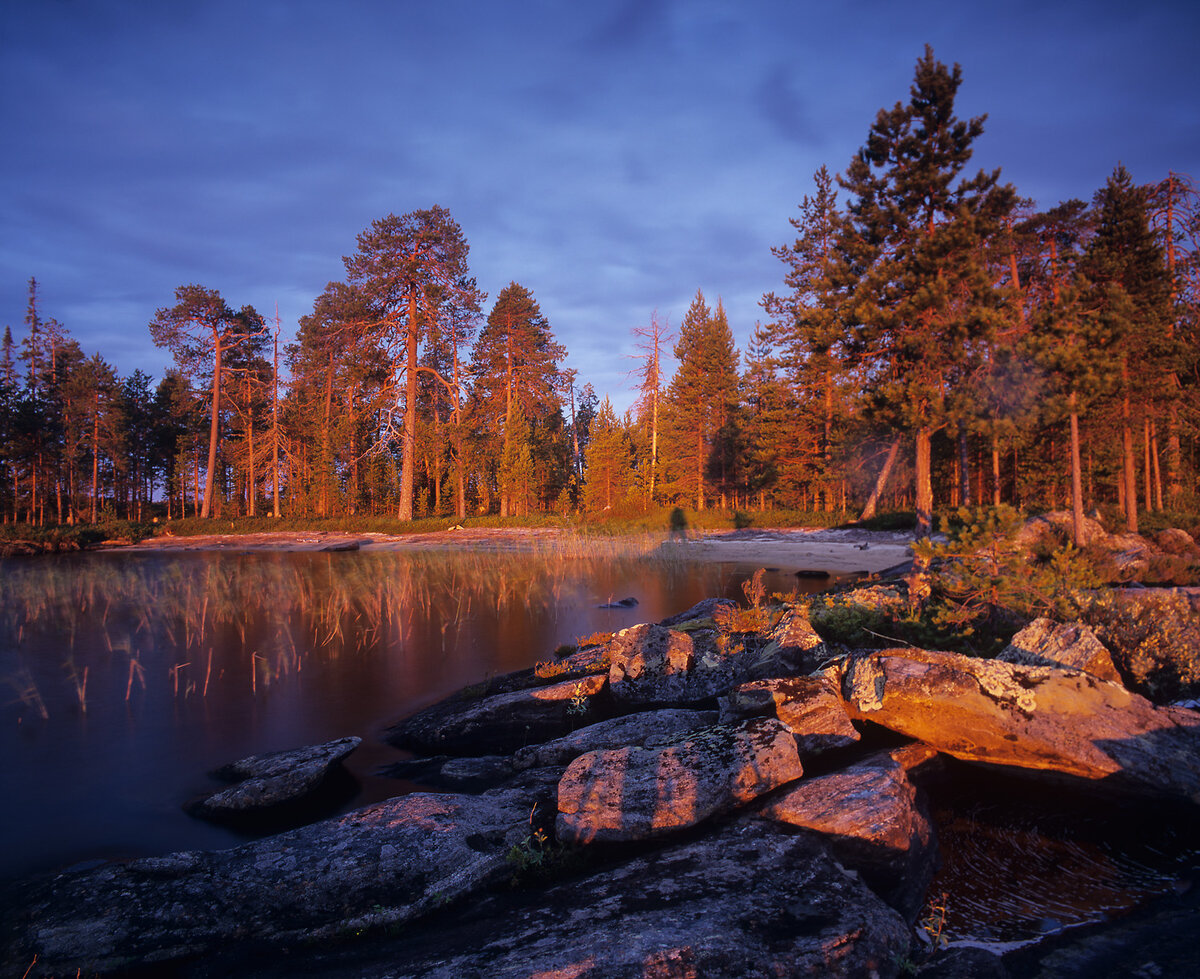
(0, 546), (805, 881)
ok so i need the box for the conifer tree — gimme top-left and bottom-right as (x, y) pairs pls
(839, 45), (1014, 535)
(1079, 165), (1173, 532)
(583, 397), (630, 511)
(343, 207), (483, 521)
(661, 291), (739, 510)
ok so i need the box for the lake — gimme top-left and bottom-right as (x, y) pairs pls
(0, 543), (806, 881)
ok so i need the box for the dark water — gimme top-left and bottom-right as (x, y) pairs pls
(926, 763), (1200, 950)
(0, 546), (806, 881)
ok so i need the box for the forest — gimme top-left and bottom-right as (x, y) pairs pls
(2, 48), (1197, 537)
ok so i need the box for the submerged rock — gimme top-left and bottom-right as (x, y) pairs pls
(186, 736), (361, 823)
(556, 717), (803, 845)
(841, 647), (1200, 801)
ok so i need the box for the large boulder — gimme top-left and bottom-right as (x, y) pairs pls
(512, 707), (719, 770)
(718, 671), (861, 759)
(556, 717), (803, 844)
(999, 618), (1123, 685)
(761, 749), (938, 920)
(230, 819), (912, 978)
(384, 673), (608, 755)
(186, 736), (360, 823)
(10, 787), (534, 976)
(841, 647), (1200, 802)
(1015, 510), (1109, 553)
(606, 622), (803, 708)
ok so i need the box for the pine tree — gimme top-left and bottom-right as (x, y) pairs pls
(149, 285), (268, 518)
(583, 397), (630, 511)
(661, 291), (739, 510)
(469, 282), (565, 515)
(1079, 165), (1174, 532)
(343, 207), (484, 521)
(839, 46), (1014, 535)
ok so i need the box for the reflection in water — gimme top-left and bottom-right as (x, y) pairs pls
(928, 765), (1200, 947)
(0, 547), (800, 880)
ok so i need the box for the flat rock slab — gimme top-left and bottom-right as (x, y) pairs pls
(557, 717), (803, 844)
(512, 707), (719, 770)
(384, 673), (608, 755)
(188, 736), (361, 821)
(841, 647), (1200, 801)
(719, 672), (860, 758)
(761, 749), (937, 920)
(12, 788), (532, 976)
(233, 819), (912, 979)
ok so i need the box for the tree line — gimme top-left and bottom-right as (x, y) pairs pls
(2, 47), (1197, 533)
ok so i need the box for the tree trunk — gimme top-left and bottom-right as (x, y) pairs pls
(991, 435), (1002, 507)
(201, 341), (222, 519)
(859, 438), (900, 521)
(915, 427), (933, 537)
(272, 314), (281, 518)
(1121, 367), (1138, 533)
(1151, 420), (1163, 512)
(1069, 392), (1085, 547)
(91, 411), (100, 523)
(958, 425), (971, 507)
(399, 296), (419, 522)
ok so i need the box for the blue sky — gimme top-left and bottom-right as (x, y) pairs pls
(3, 0), (1198, 410)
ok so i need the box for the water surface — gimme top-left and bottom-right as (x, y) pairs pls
(0, 546), (803, 880)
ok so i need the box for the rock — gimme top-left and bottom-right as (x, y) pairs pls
(512, 708), (719, 770)
(606, 622), (804, 708)
(841, 647), (1200, 802)
(276, 820), (912, 979)
(917, 946), (1009, 978)
(764, 604), (829, 673)
(384, 673), (608, 755)
(761, 749), (938, 920)
(999, 617), (1123, 685)
(598, 596), (638, 608)
(186, 736), (361, 823)
(1106, 532), (1153, 578)
(11, 787), (534, 976)
(1015, 510), (1109, 553)
(556, 717), (803, 844)
(1081, 586), (1200, 700)
(718, 671), (860, 759)
(393, 753), (516, 791)
(1154, 527), (1198, 556)
(657, 596), (736, 627)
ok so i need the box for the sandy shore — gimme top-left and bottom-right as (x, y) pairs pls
(117, 526), (915, 575)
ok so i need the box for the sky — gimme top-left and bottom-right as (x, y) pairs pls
(3, 0), (1198, 411)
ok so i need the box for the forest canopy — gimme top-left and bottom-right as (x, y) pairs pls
(2, 48), (1197, 532)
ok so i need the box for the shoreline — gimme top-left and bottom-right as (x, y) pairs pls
(112, 526), (917, 576)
